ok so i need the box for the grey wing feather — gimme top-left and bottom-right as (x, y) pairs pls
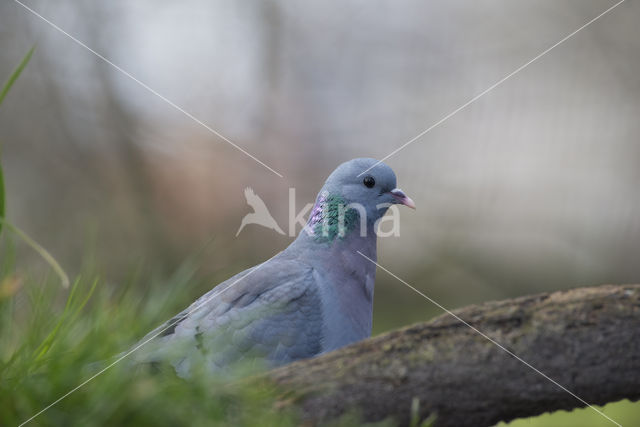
(132, 258), (323, 377)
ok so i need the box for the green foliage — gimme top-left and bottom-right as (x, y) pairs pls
(0, 46), (35, 238)
(0, 247), (299, 426)
(0, 162), (4, 237)
(0, 220), (70, 288)
(0, 46), (34, 107)
(0, 46), (69, 289)
(409, 398), (436, 427)
(498, 400), (640, 427)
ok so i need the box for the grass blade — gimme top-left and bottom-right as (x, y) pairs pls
(0, 161), (4, 236)
(0, 46), (35, 237)
(0, 219), (70, 289)
(0, 46), (35, 107)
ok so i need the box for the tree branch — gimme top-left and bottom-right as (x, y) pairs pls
(267, 284), (640, 426)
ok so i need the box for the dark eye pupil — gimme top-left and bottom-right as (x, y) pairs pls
(363, 176), (375, 188)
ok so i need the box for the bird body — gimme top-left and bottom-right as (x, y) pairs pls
(133, 158), (414, 377)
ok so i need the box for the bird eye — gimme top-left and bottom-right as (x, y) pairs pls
(363, 175), (375, 188)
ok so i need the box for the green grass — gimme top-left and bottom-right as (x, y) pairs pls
(0, 47), (34, 108)
(1, 46), (35, 238)
(0, 242), (299, 426)
(0, 160), (4, 237)
(1, 46), (70, 288)
(498, 400), (640, 427)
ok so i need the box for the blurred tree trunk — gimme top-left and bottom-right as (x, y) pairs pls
(268, 284), (640, 427)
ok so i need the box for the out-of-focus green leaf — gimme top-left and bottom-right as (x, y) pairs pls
(0, 46), (35, 237)
(0, 44), (67, 288)
(0, 46), (34, 107)
(0, 161), (4, 235)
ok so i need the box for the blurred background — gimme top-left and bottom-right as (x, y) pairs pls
(1, 0), (639, 423)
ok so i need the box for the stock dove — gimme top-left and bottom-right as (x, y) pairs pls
(133, 158), (415, 377)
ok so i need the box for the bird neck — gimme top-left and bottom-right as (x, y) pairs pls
(304, 191), (368, 243)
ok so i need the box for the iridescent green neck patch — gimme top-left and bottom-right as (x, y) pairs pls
(307, 192), (359, 242)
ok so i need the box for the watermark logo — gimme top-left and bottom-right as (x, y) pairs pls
(236, 188), (401, 238)
(236, 187), (285, 236)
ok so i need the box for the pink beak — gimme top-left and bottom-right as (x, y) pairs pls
(389, 188), (416, 209)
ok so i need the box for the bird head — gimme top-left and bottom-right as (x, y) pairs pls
(306, 158), (414, 240)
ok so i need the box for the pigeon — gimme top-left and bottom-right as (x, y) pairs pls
(133, 158), (415, 377)
(235, 187), (285, 236)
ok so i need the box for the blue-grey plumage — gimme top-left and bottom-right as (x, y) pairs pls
(132, 158), (414, 377)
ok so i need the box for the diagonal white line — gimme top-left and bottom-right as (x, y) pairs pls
(356, 251), (622, 427)
(358, 0), (626, 177)
(17, 254), (279, 427)
(13, 0), (284, 178)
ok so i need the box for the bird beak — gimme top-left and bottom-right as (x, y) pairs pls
(388, 188), (416, 209)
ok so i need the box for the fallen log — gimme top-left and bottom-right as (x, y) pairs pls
(268, 284), (640, 426)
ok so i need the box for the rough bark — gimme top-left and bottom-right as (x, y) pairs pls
(267, 284), (640, 426)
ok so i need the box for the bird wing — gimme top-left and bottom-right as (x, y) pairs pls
(133, 256), (323, 377)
